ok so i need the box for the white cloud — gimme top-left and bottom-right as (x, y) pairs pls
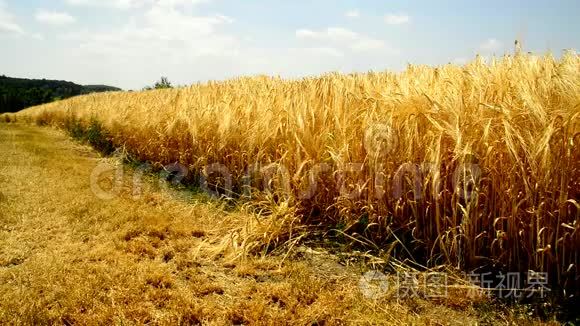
(345, 10), (360, 19)
(297, 27), (357, 42)
(350, 39), (387, 52)
(295, 29), (315, 39)
(296, 27), (393, 54)
(156, 0), (211, 7)
(35, 10), (76, 25)
(384, 13), (411, 25)
(65, 4), (237, 63)
(0, 1), (24, 35)
(65, 0), (210, 9)
(301, 47), (344, 57)
(479, 38), (502, 52)
(214, 14), (234, 24)
(65, 0), (147, 10)
(144, 6), (233, 39)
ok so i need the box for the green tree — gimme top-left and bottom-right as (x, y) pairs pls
(154, 77), (173, 89)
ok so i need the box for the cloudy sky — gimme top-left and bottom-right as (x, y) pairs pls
(0, 0), (578, 90)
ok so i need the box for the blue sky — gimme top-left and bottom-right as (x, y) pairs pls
(0, 0), (578, 90)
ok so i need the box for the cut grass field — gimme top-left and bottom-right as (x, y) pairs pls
(0, 123), (554, 325)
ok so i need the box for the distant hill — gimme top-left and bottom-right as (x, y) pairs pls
(0, 75), (122, 113)
(81, 85), (123, 94)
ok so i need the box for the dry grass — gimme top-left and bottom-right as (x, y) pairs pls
(0, 124), (553, 325)
(8, 52), (580, 296)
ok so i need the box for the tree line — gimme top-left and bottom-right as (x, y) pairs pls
(0, 75), (121, 113)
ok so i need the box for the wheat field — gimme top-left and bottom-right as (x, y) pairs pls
(8, 51), (580, 294)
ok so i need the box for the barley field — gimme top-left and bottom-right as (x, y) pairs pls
(8, 52), (580, 294)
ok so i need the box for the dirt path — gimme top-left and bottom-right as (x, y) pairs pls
(0, 124), (534, 325)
